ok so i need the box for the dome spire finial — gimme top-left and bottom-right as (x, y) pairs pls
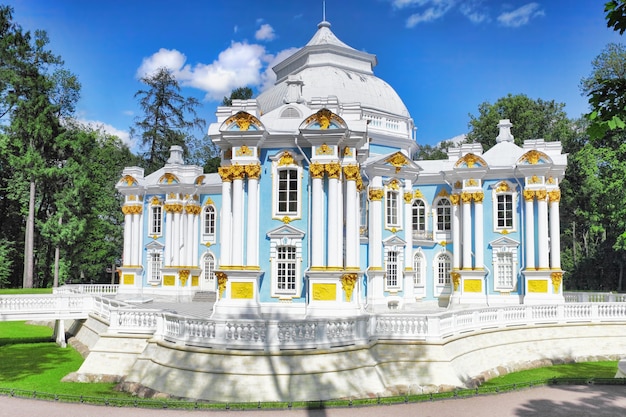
(318, 1), (330, 28)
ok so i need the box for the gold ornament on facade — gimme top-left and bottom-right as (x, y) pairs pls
(369, 188), (384, 201)
(451, 272), (461, 291)
(440, 241), (447, 247)
(236, 145), (253, 157)
(467, 178), (478, 187)
(195, 175), (205, 185)
(450, 193), (460, 205)
(343, 147), (353, 157)
(218, 166), (233, 182)
(456, 153), (485, 168)
(547, 176), (556, 184)
(551, 272), (563, 293)
(343, 165), (360, 181)
(521, 150), (543, 165)
(159, 173), (178, 184)
(473, 192), (484, 203)
(204, 197), (214, 206)
(231, 164), (246, 180)
(535, 189), (547, 201)
(529, 175), (542, 184)
(414, 189), (424, 199)
(278, 151), (295, 166)
(168, 193), (177, 200)
(496, 181), (510, 193)
(309, 162), (325, 178)
(122, 205), (143, 215)
(281, 216), (292, 224)
(437, 188), (450, 197)
(179, 269), (190, 287)
(341, 273), (358, 302)
(120, 175), (137, 186)
(461, 192), (473, 204)
(356, 175), (364, 191)
(523, 189), (536, 201)
(404, 192), (413, 204)
(316, 143), (334, 155)
(390, 227), (397, 234)
(185, 204), (201, 215)
(216, 272), (228, 299)
(454, 181), (462, 189)
(386, 152), (409, 173)
(164, 203), (184, 213)
(325, 162), (342, 179)
(306, 108), (334, 129)
(224, 111), (258, 131)
(387, 178), (400, 190)
(151, 196), (162, 205)
(548, 190), (561, 203)
(128, 195), (137, 201)
(245, 164), (261, 179)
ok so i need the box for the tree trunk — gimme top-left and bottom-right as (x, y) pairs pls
(53, 215), (62, 287)
(22, 180), (35, 288)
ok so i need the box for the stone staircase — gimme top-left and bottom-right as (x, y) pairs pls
(192, 291), (217, 303)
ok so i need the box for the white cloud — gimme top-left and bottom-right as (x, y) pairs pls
(460, 1), (490, 24)
(255, 23), (276, 41)
(390, 0), (457, 27)
(80, 119), (133, 148)
(391, 0), (432, 9)
(497, 2), (544, 27)
(136, 48), (188, 79)
(260, 47), (299, 92)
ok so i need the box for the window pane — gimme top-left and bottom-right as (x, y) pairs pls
(278, 168), (298, 214)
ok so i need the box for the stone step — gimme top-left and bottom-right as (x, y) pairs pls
(192, 291), (217, 303)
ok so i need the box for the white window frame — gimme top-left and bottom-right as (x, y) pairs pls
(271, 152), (303, 220)
(386, 250), (399, 289)
(268, 225), (305, 298)
(276, 246), (297, 294)
(202, 205), (217, 242)
(492, 182), (517, 233)
(149, 204), (163, 236)
(385, 190), (401, 228)
(433, 252), (452, 296)
(490, 237), (519, 292)
(147, 250), (162, 283)
(413, 251), (425, 288)
(382, 237), (405, 292)
(412, 199), (427, 238)
(434, 197), (452, 241)
(202, 252), (216, 290)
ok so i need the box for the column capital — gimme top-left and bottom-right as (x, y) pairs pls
(450, 193), (460, 206)
(122, 205), (143, 215)
(535, 189), (547, 201)
(472, 191), (484, 203)
(325, 162), (342, 179)
(523, 189), (535, 202)
(245, 163), (261, 180)
(461, 191), (473, 204)
(231, 164), (246, 180)
(343, 164), (360, 181)
(368, 188), (384, 201)
(310, 162), (325, 179)
(548, 189), (561, 202)
(218, 166), (233, 182)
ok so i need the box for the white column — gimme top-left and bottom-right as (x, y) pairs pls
(165, 208), (173, 266)
(123, 211), (132, 265)
(191, 208), (199, 267)
(327, 165), (340, 268)
(524, 190), (535, 269)
(231, 168), (245, 266)
(311, 165), (325, 267)
(537, 190), (549, 269)
(219, 168), (232, 267)
(403, 184), (414, 298)
(474, 193), (484, 269)
(368, 178), (383, 269)
(246, 165), (260, 267)
(462, 193), (472, 269)
(549, 191), (561, 270)
(344, 169), (358, 268)
(133, 211), (143, 267)
(451, 196), (461, 270)
(185, 209), (194, 266)
(172, 210), (181, 266)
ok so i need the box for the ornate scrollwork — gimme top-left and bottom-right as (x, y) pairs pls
(236, 145), (253, 157)
(461, 192), (473, 204)
(551, 272), (563, 293)
(404, 192), (413, 204)
(122, 205), (143, 215)
(343, 165), (360, 181)
(450, 193), (460, 205)
(316, 143), (334, 155)
(451, 272), (461, 292)
(325, 162), (342, 179)
(548, 190), (561, 203)
(341, 273), (358, 302)
(473, 192), (484, 203)
(386, 152), (409, 173)
(523, 189), (536, 201)
(231, 164), (246, 180)
(245, 164), (261, 179)
(309, 162), (325, 178)
(216, 272), (228, 299)
(278, 151), (295, 166)
(369, 188), (384, 201)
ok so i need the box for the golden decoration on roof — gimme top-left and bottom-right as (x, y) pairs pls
(456, 153), (486, 168)
(521, 149), (544, 165)
(227, 111), (258, 131)
(307, 108), (334, 129)
(316, 143), (334, 155)
(159, 173), (179, 184)
(236, 145), (253, 157)
(278, 151), (295, 166)
(120, 175), (137, 186)
(386, 152), (409, 173)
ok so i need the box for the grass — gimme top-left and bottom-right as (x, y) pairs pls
(0, 288), (53, 295)
(0, 319), (622, 409)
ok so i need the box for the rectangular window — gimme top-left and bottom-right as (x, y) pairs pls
(497, 194), (513, 228)
(386, 251), (399, 288)
(204, 206), (216, 237)
(412, 200), (426, 235)
(277, 246), (297, 293)
(496, 252), (514, 288)
(278, 169), (298, 214)
(386, 191), (399, 227)
(149, 252), (162, 282)
(150, 206), (162, 235)
(436, 200), (451, 231)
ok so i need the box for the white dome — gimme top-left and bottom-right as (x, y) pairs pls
(256, 21), (410, 120)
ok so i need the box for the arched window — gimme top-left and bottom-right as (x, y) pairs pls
(203, 205), (216, 241)
(413, 251), (425, 287)
(435, 252), (451, 286)
(435, 198), (451, 232)
(412, 199), (426, 238)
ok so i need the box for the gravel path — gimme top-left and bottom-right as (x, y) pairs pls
(1, 385), (625, 417)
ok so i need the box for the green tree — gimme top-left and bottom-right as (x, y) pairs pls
(414, 140), (456, 161)
(466, 94), (574, 150)
(606, 0), (626, 35)
(132, 67), (205, 173)
(221, 86), (253, 106)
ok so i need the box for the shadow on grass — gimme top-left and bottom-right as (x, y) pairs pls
(0, 342), (75, 383)
(0, 337), (53, 346)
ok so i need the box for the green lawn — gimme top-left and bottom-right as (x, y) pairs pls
(0, 321), (131, 398)
(0, 288), (53, 295)
(481, 361), (618, 387)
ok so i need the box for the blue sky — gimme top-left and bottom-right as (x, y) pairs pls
(7, 0), (624, 149)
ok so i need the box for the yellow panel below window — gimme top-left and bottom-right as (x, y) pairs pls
(528, 279), (548, 293)
(123, 274), (134, 285)
(163, 275), (175, 286)
(463, 279), (482, 293)
(191, 276), (199, 287)
(232, 282), (254, 299)
(312, 283), (336, 301)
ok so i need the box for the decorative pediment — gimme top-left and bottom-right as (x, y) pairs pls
(118, 175), (138, 186)
(158, 173), (180, 184)
(454, 153), (487, 168)
(222, 111), (263, 132)
(517, 150), (551, 165)
(267, 224), (305, 240)
(385, 152), (411, 173)
(300, 108), (346, 130)
(489, 236), (520, 249)
(382, 235), (407, 248)
(493, 180), (515, 193)
(145, 240), (165, 250)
